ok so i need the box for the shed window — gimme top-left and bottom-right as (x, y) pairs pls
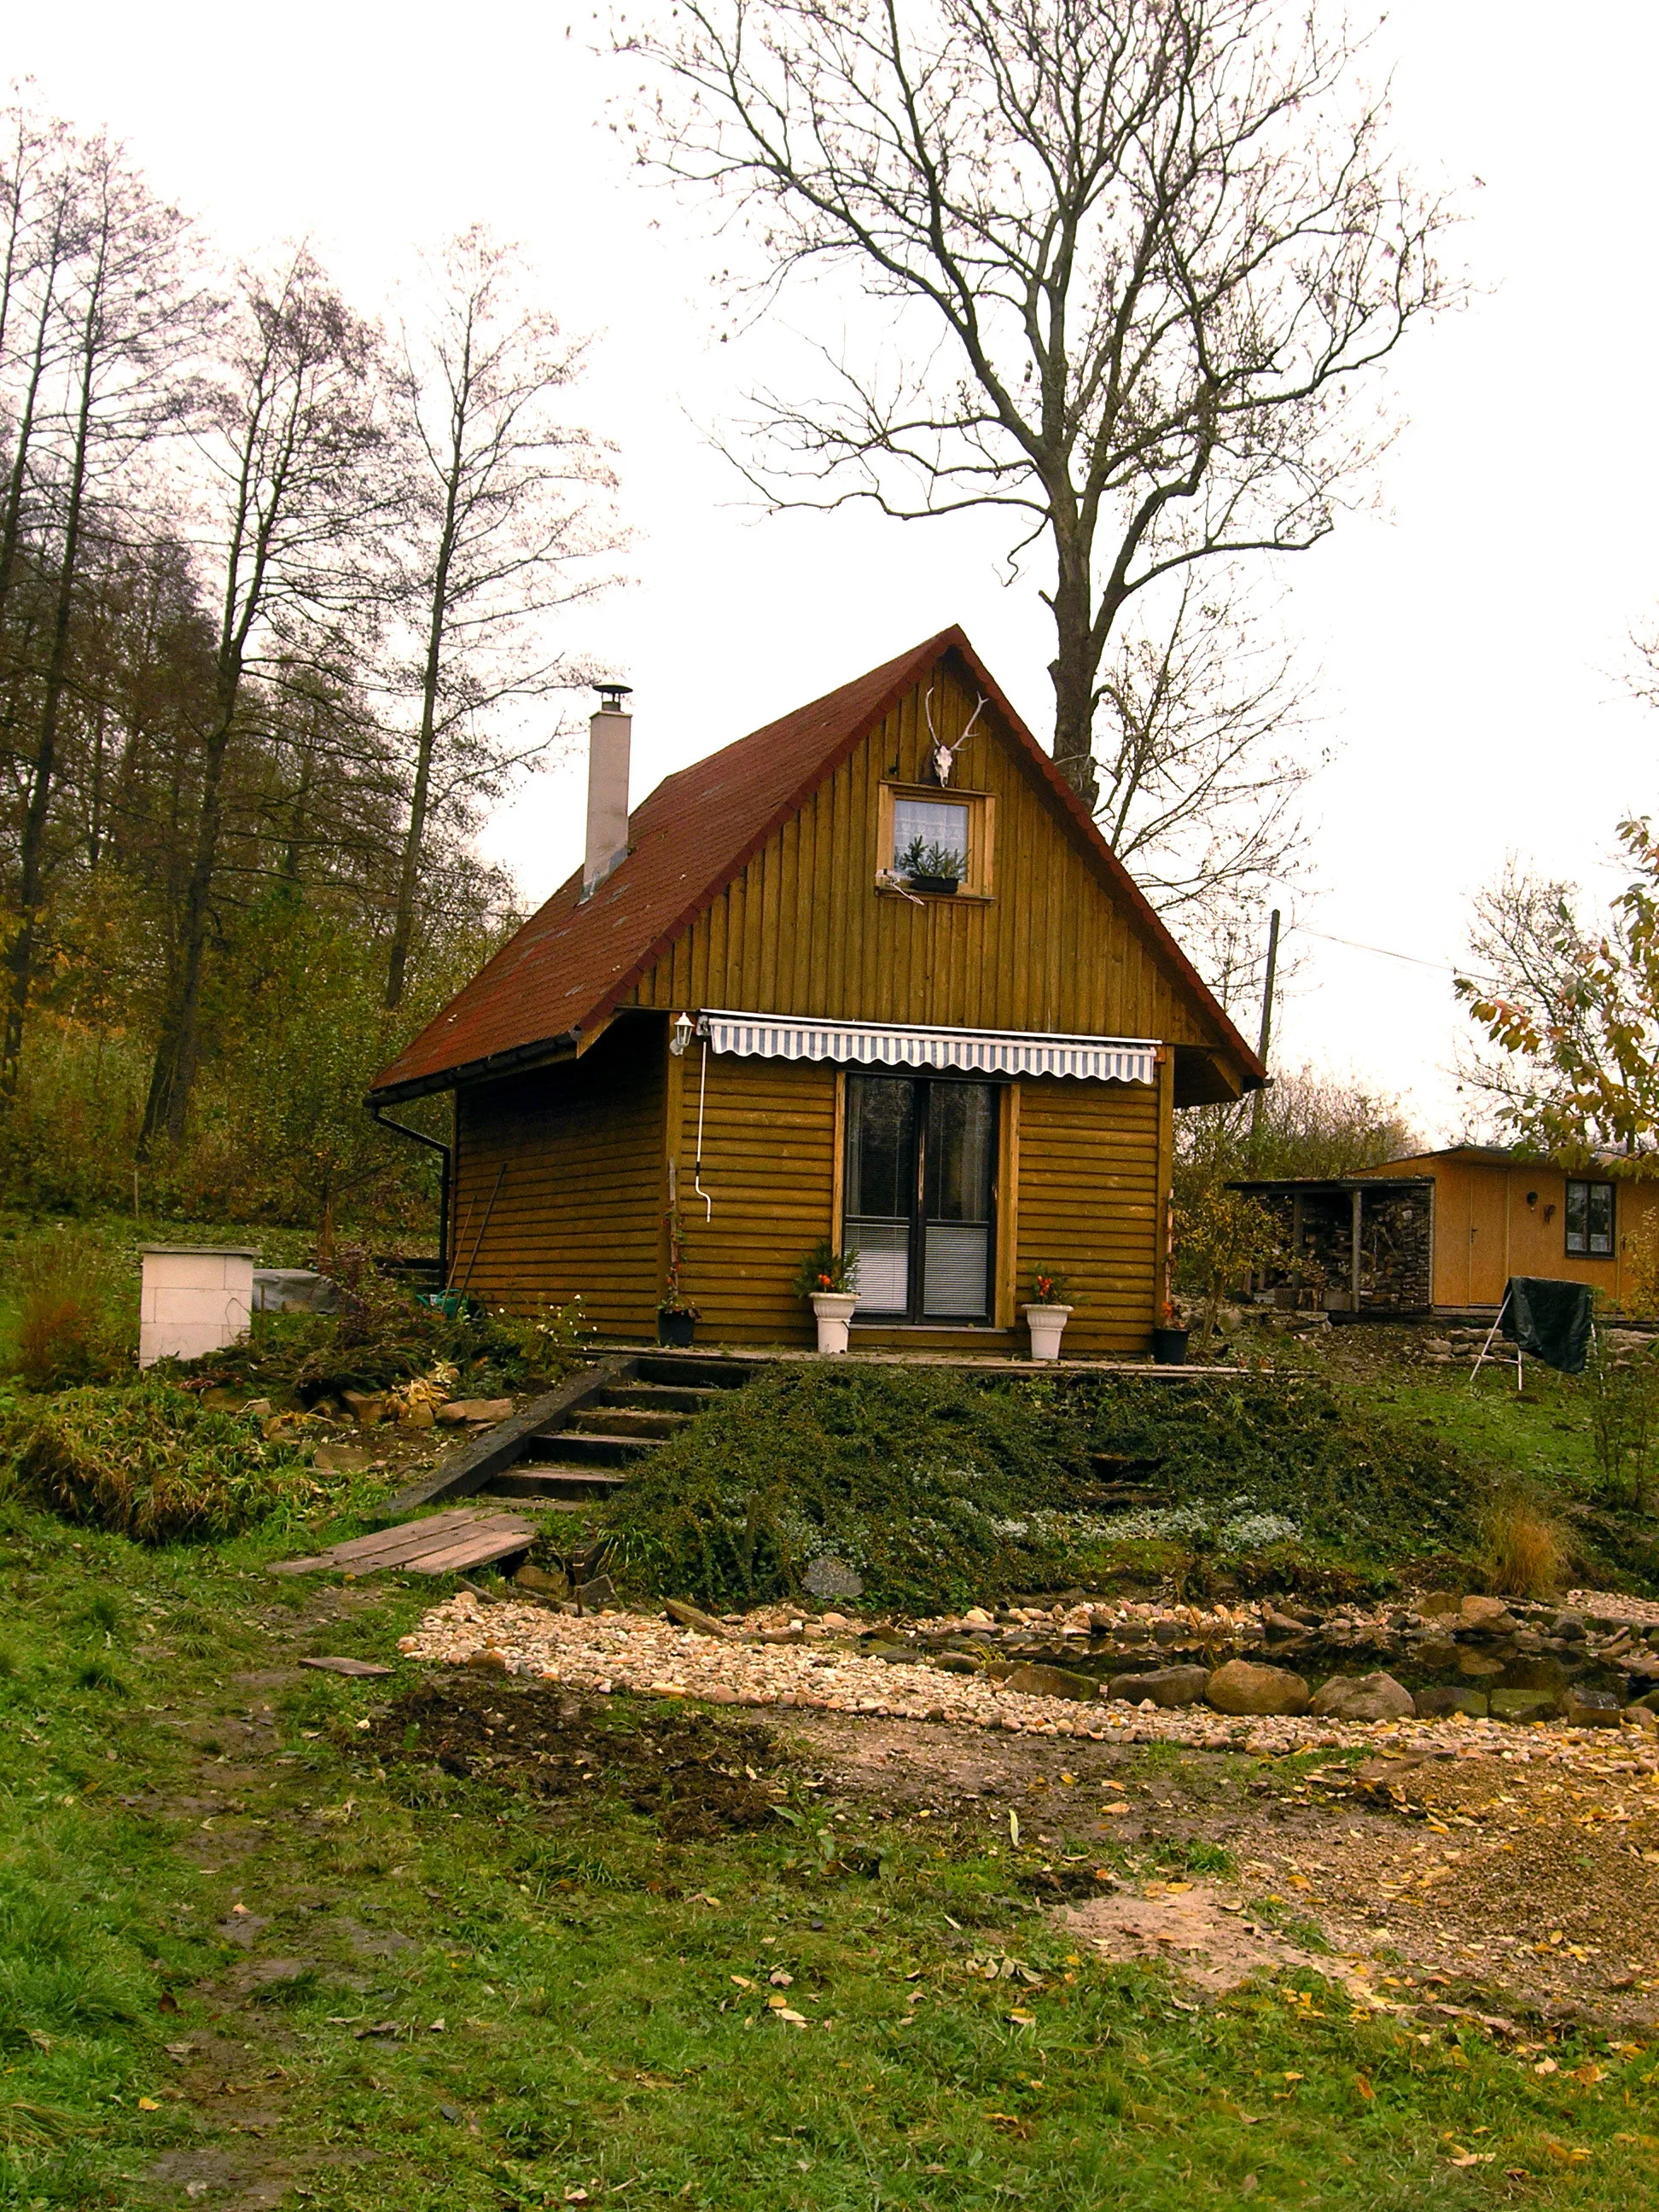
(1565, 1178), (1614, 1258)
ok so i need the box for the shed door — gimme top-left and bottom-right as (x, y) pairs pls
(843, 1074), (995, 1322)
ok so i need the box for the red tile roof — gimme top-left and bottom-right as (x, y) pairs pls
(370, 626), (1264, 1101)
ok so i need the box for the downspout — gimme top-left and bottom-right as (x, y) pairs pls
(370, 1099), (452, 1284)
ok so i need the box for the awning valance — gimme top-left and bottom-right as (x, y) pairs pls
(698, 1010), (1157, 1085)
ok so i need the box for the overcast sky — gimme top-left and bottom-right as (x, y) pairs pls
(11, 2), (1655, 1139)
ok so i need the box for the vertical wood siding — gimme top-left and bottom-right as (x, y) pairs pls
(627, 662), (1212, 1047)
(453, 1022), (663, 1334)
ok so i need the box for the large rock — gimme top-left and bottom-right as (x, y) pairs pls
(1458, 1594), (1518, 1633)
(1565, 1685), (1623, 1729)
(437, 1397), (514, 1424)
(1415, 1685), (1488, 1719)
(1205, 1659), (1310, 1716)
(1309, 1671), (1416, 1722)
(1107, 1665), (1212, 1708)
(1001, 1662), (1099, 1702)
(664, 1598), (732, 1639)
(1489, 1686), (1563, 1724)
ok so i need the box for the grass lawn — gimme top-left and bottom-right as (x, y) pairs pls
(3, 1490), (1656, 2209)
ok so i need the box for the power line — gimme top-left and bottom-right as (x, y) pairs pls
(1295, 925), (1493, 981)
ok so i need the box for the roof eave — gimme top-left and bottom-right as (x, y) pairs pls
(366, 1027), (580, 1106)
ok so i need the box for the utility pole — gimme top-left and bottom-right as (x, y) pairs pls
(1249, 907), (1281, 1147)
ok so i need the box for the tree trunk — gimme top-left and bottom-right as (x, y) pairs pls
(384, 407), (463, 1012)
(1, 297), (96, 1096)
(138, 684), (237, 1153)
(1047, 518), (1100, 812)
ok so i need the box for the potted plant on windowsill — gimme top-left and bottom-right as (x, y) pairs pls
(793, 1237), (861, 1354)
(897, 833), (965, 896)
(1023, 1266), (1074, 1361)
(1150, 1300), (1190, 1366)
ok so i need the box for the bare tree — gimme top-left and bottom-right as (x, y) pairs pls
(383, 227), (619, 1010)
(139, 248), (386, 1152)
(1, 130), (200, 1093)
(1094, 577), (1313, 912)
(0, 99), (79, 680)
(625, 0), (1452, 804)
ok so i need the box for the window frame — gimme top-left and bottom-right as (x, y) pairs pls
(841, 1070), (1001, 1325)
(876, 781), (996, 899)
(1564, 1176), (1615, 1260)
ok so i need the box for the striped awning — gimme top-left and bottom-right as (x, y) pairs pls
(698, 1010), (1157, 1085)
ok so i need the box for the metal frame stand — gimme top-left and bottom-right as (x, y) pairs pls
(1467, 1289), (1519, 1390)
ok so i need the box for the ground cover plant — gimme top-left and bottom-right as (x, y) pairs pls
(0, 1492), (1655, 2208)
(602, 1363), (1576, 1612)
(1, 1377), (323, 1544)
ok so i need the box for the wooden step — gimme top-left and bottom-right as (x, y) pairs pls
(480, 1464), (630, 1503)
(632, 1353), (754, 1390)
(524, 1429), (661, 1470)
(599, 1382), (719, 1415)
(570, 1406), (693, 1441)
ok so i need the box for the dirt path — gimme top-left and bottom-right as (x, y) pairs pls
(783, 1710), (1659, 2029)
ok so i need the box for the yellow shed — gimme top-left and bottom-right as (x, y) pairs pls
(1356, 1146), (1659, 1313)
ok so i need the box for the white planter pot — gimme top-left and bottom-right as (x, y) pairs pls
(1023, 1302), (1074, 1361)
(810, 1290), (860, 1355)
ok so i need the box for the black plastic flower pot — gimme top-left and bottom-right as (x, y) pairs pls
(657, 1310), (696, 1348)
(907, 874), (959, 894)
(1150, 1325), (1190, 1366)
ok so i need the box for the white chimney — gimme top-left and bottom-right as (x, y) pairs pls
(582, 682), (632, 898)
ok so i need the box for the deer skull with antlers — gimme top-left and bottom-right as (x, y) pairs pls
(923, 685), (987, 786)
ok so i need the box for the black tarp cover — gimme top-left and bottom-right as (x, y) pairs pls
(1500, 1276), (1595, 1375)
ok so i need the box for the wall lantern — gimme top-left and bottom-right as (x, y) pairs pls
(670, 1010), (696, 1057)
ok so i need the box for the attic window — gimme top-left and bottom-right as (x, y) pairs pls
(879, 783), (993, 897)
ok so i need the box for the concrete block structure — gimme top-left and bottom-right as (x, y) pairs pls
(139, 1246), (257, 1368)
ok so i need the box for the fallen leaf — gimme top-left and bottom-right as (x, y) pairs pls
(137, 2097), (160, 2111)
(768, 1968), (794, 1988)
(731, 1975), (754, 1989)
(1449, 2152), (1495, 2168)
(1008, 2008), (1036, 2025)
(774, 2008), (807, 2028)
(1353, 2075), (1375, 2101)
(1009, 1810), (1021, 1847)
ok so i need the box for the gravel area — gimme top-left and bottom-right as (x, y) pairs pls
(398, 1594), (1659, 1772)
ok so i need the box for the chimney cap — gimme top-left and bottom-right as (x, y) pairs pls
(593, 680), (633, 714)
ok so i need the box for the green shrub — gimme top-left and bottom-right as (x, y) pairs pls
(187, 1250), (585, 1406)
(4, 1378), (315, 1543)
(4, 1226), (132, 1390)
(604, 1366), (1498, 1612)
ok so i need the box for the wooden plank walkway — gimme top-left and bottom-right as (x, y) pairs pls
(270, 1506), (537, 1580)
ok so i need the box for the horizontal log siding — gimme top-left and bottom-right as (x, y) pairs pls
(1016, 1076), (1160, 1354)
(453, 1022), (663, 1335)
(629, 661), (1213, 1046)
(675, 1052), (835, 1346)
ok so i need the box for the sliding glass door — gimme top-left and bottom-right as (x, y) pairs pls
(843, 1074), (996, 1322)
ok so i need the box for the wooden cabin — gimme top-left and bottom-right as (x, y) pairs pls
(1231, 1146), (1659, 1317)
(370, 628), (1264, 1354)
